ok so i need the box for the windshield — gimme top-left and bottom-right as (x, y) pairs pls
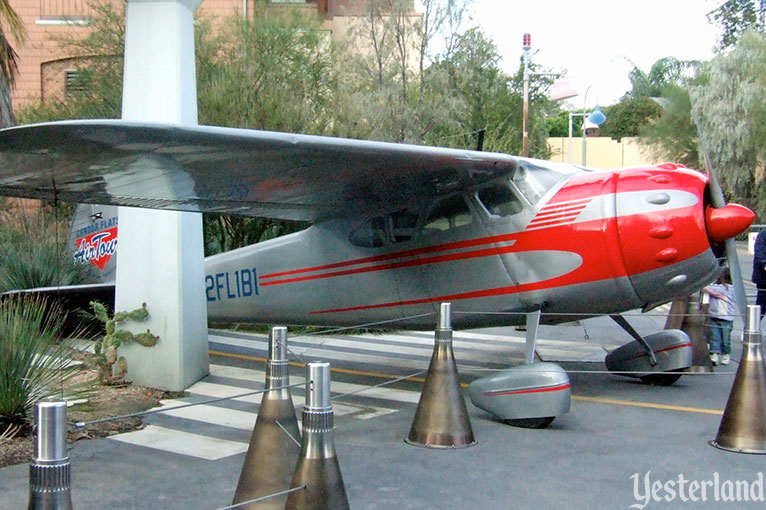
(512, 159), (575, 205)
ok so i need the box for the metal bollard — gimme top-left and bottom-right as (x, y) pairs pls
(711, 305), (766, 453)
(406, 302), (476, 448)
(28, 400), (73, 510)
(284, 362), (349, 510)
(233, 326), (301, 509)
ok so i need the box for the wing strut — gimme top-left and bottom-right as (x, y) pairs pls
(524, 310), (541, 364)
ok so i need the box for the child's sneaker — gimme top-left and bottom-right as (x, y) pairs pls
(721, 354), (730, 365)
(710, 353), (719, 366)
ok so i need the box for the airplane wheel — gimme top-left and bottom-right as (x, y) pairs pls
(504, 416), (555, 429)
(640, 373), (682, 386)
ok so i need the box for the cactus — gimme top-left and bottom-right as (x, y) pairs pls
(90, 301), (159, 385)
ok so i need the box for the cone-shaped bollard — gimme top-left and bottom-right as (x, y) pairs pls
(28, 400), (73, 510)
(711, 305), (766, 454)
(285, 362), (349, 510)
(233, 326), (301, 509)
(665, 295), (713, 373)
(406, 302), (476, 448)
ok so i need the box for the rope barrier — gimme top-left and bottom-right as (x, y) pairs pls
(215, 485), (306, 510)
(275, 419), (301, 447)
(330, 369), (427, 402)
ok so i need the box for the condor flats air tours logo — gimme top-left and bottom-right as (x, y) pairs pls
(630, 471), (765, 508)
(73, 227), (118, 270)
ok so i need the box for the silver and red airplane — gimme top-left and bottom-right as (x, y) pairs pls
(0, 120), (755, 421)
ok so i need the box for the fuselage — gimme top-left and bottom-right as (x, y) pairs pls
(204, 159), (729, 330)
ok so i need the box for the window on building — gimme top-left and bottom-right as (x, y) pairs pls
(65, 70), (91, 97)
(38, 0), (91, 24)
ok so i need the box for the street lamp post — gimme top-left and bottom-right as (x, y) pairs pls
(567, 86), (606, 166)
(522, 33), (531, 157)
(521, 33), (575, 157)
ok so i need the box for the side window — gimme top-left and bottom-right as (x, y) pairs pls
(390, 209), (418, 243)
(422, 195), (472, 234)
(476, 182), (524, 217)
(349, 217), (386, 248)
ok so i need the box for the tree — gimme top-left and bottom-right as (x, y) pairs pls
(342, 0), (476, 145)
(623, 57), (699, 100)
(640, 84), (702, 170)
(598, 97), (662, 141)
(708, 0), (766, 50)
(691, 29), (766, 216)
(195, 8), (338, 134)
(545, 110), (571, 138)
(0, 0), (25, 127)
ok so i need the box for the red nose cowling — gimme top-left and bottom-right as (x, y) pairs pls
(705, 204), (756, 243)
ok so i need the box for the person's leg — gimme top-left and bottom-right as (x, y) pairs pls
(757, 288), (766, 317)
(720, 320), (733, 365)
(709, 318), (723, 365)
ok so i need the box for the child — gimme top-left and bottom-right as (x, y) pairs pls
(703, 269), (735, 366)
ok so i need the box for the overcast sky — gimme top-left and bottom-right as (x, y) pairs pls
(468, 0), (722, 107)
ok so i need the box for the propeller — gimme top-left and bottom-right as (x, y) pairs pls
(688, 84), (752, 319)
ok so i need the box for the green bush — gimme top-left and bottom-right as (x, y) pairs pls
(0, 296), (82, 430)
(0, 203), (89, 294)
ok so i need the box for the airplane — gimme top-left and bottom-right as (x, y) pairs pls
(0, 119), (755, 425)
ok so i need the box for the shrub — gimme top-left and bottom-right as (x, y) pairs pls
(0, 296), (82, 430)
(0, 202), (89, 294)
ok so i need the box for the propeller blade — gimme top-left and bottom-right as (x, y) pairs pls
(687, 84), (748, 319)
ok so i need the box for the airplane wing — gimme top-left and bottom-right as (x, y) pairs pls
(0, 120), (517, 221)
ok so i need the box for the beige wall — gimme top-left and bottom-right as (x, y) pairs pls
(547, 136), (665, 169)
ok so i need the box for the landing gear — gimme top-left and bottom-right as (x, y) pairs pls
(468, 311), (571, 429)
(605, 325), (692, 385)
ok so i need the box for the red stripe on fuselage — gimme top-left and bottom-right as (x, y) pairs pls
(261, 244), (510, 286)
(534, 203), (589, 217)
(530, 210), (584, 222)
(260, 231), (519, 280)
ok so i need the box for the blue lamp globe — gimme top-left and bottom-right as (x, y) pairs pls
(588, 105), (606, 126)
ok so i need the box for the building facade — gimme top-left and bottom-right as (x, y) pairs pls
(9, 0), (402, 109)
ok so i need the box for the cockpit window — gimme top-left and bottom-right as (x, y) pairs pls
(350, 209), (420, 247)
(349, 217), (386, 248)
(422, 195), (472, 233)
(476, 182), (524, 217)
(512, 160), (571, 204)
(391, 209), (418, 243)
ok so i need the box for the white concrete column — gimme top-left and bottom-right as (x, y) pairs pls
(115, 0), (209, 390)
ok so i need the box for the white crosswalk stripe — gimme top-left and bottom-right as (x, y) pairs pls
(109, 426), (249, 461)
(107, 361), (408, 459)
